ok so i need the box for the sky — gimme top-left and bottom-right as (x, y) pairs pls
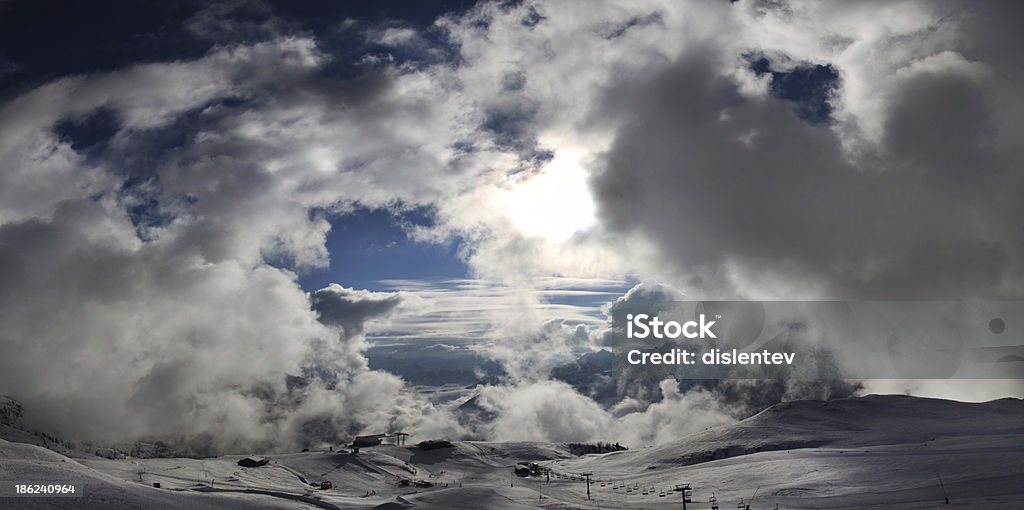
(1, 0), (1023, 453)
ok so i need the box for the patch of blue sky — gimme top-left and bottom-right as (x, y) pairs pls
(747, 55), (840, 124)
(298, 206), (469, 292)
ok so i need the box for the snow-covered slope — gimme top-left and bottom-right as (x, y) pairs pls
(557, 395), (1024, 509)
(1, 395), (1021, 509)
(605, 394), (1024, 469)
(0, 439), (307, 509)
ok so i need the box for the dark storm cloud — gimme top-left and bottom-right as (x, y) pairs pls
(883, 71), (994, 177)
(311, 284), (403, 335)
(591, 32), (1022, 299)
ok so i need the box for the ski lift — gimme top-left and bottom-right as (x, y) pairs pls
(737, 497), (746, 508)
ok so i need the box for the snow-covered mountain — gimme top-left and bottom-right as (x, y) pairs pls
(1, 394), (1021, 509)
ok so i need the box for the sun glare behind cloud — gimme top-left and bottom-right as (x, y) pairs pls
(501, 150), (597, 242)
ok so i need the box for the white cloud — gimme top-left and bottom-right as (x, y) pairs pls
(1, 0), (1021, 450)
(464, 379), (735, 446)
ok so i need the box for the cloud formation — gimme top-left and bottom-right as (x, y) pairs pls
(1, 0), (1022, 451)
(591, 1), (1024, 300)
(312, 284), (403, 337)
(0, 35), (474, 451)
(459, 379), (733, 445)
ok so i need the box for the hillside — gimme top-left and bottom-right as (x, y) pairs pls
(0, 395), (1021, 509)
